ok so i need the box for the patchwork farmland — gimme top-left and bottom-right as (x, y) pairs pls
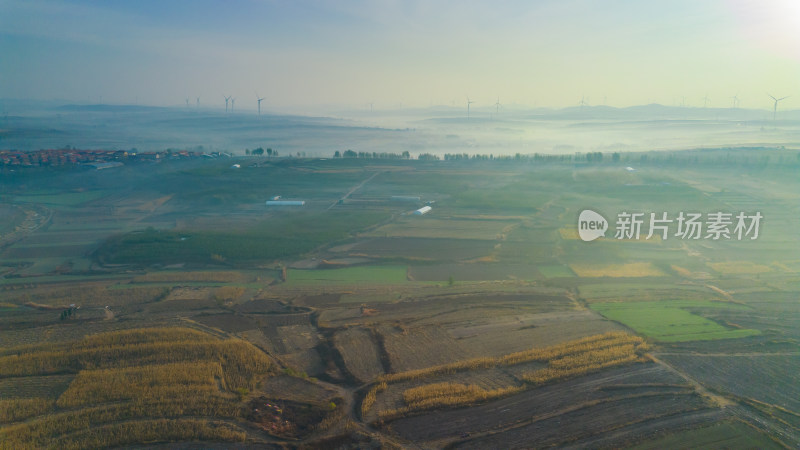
(1, 151), (798, 447)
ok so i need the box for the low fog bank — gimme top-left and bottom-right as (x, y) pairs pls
(1, 100), (799, 156)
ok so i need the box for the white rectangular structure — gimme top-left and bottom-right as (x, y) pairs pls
(266, 200), (305, 206)
(413, 206), (432, 215)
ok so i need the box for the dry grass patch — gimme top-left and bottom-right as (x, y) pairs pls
(570, 262), (665, 277)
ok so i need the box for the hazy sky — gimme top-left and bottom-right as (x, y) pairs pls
(1, 0), (799, 112)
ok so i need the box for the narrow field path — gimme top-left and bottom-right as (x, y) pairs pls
(328, 171), (382, 210)
(649, 354), (734, 407)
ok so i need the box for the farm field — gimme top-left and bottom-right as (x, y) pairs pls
(285, 265), (408, 285)
(632, 419), (784, 450)
(0, 327), (279, 448)
(590, 301), (762, 342)
(365, 217), (516, 240)
(344, 237), (497, 261)
(578, 282), (717, 303)
(656, 354), (800, 413)
(332, 327), (385, 383)
(1, 153), (798, 447)
(537, 264), (575, 278)
(569, 262), (666, 278)
(14, 191), (109, 206)
(408, 263), (539, 281)
(386, 363), (711, 446)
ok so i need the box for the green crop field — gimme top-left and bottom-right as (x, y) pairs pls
(93, 211), (388, 266)
(366, 218), (514, 241)
(537, 265), (575, 278)
(286, 265), (408, 285)
(590, 300), (761, 342)
(14, 191), (107, 206)
(632, 419), (784, 449)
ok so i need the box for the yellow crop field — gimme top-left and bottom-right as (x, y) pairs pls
(57, 362), (226, 408)
(559, 228), (581, 240)
(0, 327), (271, 448)
(708, 261), (772, 274)
(671, 265), (693, 277)
(401, 382), (522, 410)
(0, 328), (270, 391)
(569, 262), (665, 277)
(0, 398), (52, 423)
(50, 419), (245, 450)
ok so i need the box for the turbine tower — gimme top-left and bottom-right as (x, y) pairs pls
(231, 98), (236, 113)
(224, 95), (231, 113)
(768, 93), (788, 120)
(579, 95), (588, 109)
(702, 94), (710, 108)
(730, 94), (739, 109)
(256, 93), (264, 115)
(185, 98), (190, 107)
(495, 97), (501, 113)
(196, 97), (200, 107)
(466, 96), (475, 118)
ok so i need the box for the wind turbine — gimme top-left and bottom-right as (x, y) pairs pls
(730, 94), (739, 109)
(579, 95), (588, 109)
(768, 93), (788, 120)
(495, 97), (501, 113)
(256, 93), (264, 115)
(466, 96), (475, 118)
(231, 98), (236, 113)
(702, 94), (710, 108)
(196, 97), (200, 107)
(224, 95), (231, 113)
(369, 102), (374, 113)
(185, 98), (190, 108)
